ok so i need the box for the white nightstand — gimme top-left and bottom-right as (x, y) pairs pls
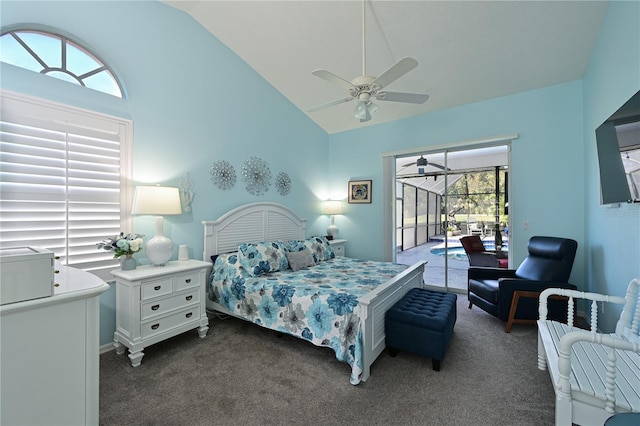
(111, 259), (210, 367)
(329, 239), (347, 257)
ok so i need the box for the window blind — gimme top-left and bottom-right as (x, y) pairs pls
(0, 91), (132, 281)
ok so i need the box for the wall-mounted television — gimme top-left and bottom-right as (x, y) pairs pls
(596, 90), (640, 204)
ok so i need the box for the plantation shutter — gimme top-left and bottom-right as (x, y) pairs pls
(0, 91), (132, 281)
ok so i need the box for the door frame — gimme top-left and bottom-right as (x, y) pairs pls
(382, 134), (517, 268)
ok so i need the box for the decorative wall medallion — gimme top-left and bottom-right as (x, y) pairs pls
(180, 173), (194, 212)
(242, 157), (272, 196)
(210, 160), (236, 190)
(275, 172), (292, 196)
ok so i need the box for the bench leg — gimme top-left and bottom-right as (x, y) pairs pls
(555, 394), (573, 426)
(432, 359), (441, 371)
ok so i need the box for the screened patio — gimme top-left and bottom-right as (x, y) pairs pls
(395, 145), (509, 292)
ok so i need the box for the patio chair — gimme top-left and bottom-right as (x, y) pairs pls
(467, 221), (484, 236)
(460, 235), (508, 268)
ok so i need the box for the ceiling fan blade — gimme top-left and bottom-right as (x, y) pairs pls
(376, 92), (429, 104)
(371, 57), (419, 89)
(431, 162), (451, 171)
(307, 96), (354, 112)
(311, 69), (355, 90)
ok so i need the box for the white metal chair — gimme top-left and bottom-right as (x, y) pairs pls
(467, 221), (483, 236)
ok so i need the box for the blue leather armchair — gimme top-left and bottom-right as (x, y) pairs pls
(467, 236), (578, 328)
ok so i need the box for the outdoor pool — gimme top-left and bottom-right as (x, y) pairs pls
(430, 243), (508, 261)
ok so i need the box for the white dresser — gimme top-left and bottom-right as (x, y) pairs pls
(111, 259), (210, 367)
(0, 264), (109, 426)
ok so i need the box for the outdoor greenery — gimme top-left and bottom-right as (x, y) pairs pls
(446, 169), (508, 228)
(398, 169), (508, 251)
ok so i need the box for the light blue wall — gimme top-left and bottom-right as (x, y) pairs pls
(582, 0), (640, 332)
(1, 1), (330, 346)
(329, 82), (586, 284)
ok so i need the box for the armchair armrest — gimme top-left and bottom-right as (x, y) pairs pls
(467, 252), (500, 267)
(468, 267), (516, 281)
(497, 280), (577, 322)
(499, 279), (576, 294)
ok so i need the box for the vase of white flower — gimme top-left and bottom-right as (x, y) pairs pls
(121, 254), (137, 270)
(97, 232), (145, 270)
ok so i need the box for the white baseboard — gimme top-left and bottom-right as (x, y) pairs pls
(100, 342), (115, 354)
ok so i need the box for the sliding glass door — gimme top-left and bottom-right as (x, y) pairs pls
(395, 145), (509, 293)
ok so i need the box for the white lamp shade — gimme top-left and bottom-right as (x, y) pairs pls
(322, 200), (343, 215)
(322, 200), (343, 239)
(132, 186), (181, 266)
(131, 186), (181, 215)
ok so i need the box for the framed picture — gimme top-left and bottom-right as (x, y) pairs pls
(348, 180), (372, 204)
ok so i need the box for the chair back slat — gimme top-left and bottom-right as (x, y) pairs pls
(617, 278), (640, 342)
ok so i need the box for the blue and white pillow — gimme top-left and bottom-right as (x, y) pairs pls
(238, 241), (289, 277)
(212, 252), (249, 282)
(288, 237), (335, 263)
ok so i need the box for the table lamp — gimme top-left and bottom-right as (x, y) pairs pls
(132, 185), (182, 266)
(322, 200), (343, 240)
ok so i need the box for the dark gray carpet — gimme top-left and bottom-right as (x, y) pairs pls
(99, 297), (555, 425)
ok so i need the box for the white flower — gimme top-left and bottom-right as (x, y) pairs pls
(130, 239), (142, 252)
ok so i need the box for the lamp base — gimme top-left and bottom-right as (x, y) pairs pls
(146, 216), (174, 266)
(327, 224), (339, 240)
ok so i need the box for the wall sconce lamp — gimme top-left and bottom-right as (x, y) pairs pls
(132, 185), (182, 266)
(322, 200), (344, 240)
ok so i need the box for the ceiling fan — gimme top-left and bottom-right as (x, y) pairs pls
(307, 0), (429, 122)
(403, 155), (450, 171)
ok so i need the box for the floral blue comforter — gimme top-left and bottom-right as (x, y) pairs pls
(208, 255), (410, 384)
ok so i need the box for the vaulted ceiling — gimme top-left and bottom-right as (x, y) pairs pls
(163, 1), (609, 134)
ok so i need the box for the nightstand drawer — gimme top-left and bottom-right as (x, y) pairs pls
(140, 289), (199, 320)
(141, 306), (201, 339)
(141, 277), (173, 300)
(329, 239), (346, 257)
(174, 271), (201, 292)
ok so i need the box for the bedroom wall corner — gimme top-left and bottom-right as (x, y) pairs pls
(581, 0), (640, 331)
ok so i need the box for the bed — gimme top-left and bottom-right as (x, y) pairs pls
(202, 202), (425, 384)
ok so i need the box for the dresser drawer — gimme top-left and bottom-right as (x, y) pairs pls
(141, 277), (173, 300)
(173, 271), (201, 292)
(140, 289), (199, 321)
(141, 306), (200, 339)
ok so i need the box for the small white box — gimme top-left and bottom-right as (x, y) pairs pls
(0, 247), (55, 305)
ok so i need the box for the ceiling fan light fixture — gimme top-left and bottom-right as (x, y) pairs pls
(354, 101), (368, 120)
(354, 100), (378, 121)
(416, 156), (428, 167)
(368, 101), (379, 116)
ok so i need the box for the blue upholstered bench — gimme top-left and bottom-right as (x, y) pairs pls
(385, 287), (457, 371)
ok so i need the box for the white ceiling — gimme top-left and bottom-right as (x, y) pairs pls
(163, 0), (609, 134)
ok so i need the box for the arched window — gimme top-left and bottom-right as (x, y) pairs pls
(0, 28), (124, 98)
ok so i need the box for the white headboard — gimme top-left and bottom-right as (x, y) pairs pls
(202, 202), (307, 261)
